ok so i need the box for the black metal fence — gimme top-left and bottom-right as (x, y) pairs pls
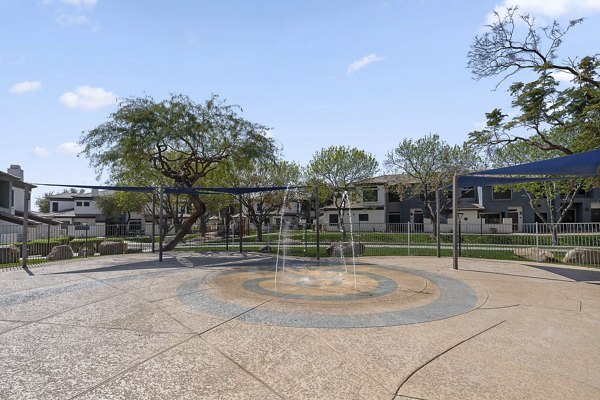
(1, 221), (599, 270)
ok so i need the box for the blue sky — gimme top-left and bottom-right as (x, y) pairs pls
(2, 0), (600, 207)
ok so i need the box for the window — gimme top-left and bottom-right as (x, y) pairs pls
(388, 213), (401, 223)
(492, 188), (511, 200)
(388, 191), (401, 203)
(329, 214), (339, 224)
(52, 202), (59, 212)
(592, 208), (600, 223)
(358, 214), (369, 222)
(483, 213), (501, 224)
(83, 201), (90, 207)
(362, 187), (378, 202)
(460, 187), (475, 199)
(76, 201), (83, 207)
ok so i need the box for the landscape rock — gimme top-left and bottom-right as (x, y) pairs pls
(563, 248), (600, 265)
(125, 247), (143, 254)
(514, 247), (555, 262)
(47, 245), (74, 261)
(99, 241), (128, 255)
(326, 241), (365, 257)
(0, 245), (20, 264)
(77, 247), (95, 257)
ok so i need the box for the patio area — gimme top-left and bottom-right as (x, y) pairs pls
(1, 253), (599, 399)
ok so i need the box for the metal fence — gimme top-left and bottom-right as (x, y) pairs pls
(1, 221), (599, 270)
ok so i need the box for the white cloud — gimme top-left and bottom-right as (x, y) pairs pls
(10, 80), (42, 94)
(551, 70), (575, 84)
(33, 146), (50, 157)
(59, 86), (116, 110)
(346, 54), (384, 75)
(60, 0), (97, 8)
(489, 0), (600, 20)
(57, 142), (83, 155)
(57, 12), (88, 26)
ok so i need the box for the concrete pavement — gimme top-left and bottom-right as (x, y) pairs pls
(1, 253), (599, 399)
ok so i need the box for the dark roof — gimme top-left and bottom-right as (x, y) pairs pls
(15, 211), (61, 225)
(0, 211), (40, 226)
(0, 171), (36, 190)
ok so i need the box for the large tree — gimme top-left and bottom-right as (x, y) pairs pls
(305, 146), (378, 239)
(80, 94), (276, 250)
(467, 7), (600, 236)
(228, 158), (302, 241)
(468, 7), (600, 154)
(384, 133), (484, 235)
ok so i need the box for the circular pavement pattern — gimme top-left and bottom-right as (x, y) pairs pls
(176, 258), (478, 328)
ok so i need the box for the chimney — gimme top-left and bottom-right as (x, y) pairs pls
(7, 165), (24, 180)
(91, 188), (99, 197)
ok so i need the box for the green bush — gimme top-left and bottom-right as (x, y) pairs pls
(14, 237), (70, 257)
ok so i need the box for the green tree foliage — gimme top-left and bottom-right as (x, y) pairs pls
(35, 191), (54, 213)
(384, 133), (483, 234)
(79, 94), (276, 250)
(95, 191), (147, 224)
(305, 146), (378, 238)
(467, 7), (600, 235)
(468, 7), (600, 155)
(229, 158), (301, 241)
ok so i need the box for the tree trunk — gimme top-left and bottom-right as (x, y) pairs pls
(256, 223), (263, 242)
(163, 195), (206, 251)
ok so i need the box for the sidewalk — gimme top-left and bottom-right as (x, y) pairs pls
(1, 253), (598, 399)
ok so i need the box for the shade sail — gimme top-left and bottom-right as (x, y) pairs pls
(33, 183), (155, 193)
(457, 176), (563, 187)
(34, 183), (303, 195)
(474, 149), (600, 177)
(164, 186), (303, 195)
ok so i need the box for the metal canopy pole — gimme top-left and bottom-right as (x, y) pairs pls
(452, 175), (459, 269)
(315, 186), (320, 260)
(436, 188), (441, 258)
(158, 187), (164, 262)
(238, 194), (243, 253)
(151, 191), (156, 253)
(21, 186), (30, 269)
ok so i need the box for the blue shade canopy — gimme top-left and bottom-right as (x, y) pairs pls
(33, 183), (155, 193)
(34, 183), (302, 195)
(164, 186), (302, 195)
(457, 176), (562, 187)
(474, 149), (600, 177)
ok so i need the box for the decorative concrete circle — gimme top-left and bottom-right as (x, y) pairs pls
(176, 258), (478, 329)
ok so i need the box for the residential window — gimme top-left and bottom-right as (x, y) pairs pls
(387, 191), (401, 203)
(76, 201), (83, 207)
(329, 214), (339, 224)
(362, 187), (378, 202)
(460, 187), (475, 199)
(83, 201), (90, 207)
(483, 213), (501, 224)
(358, 214), (369, 222)
(388, 213), (401, 223)
(492, 188), (512, 200)
(591, 208), (600, 223)
(52, 202), (59, 212)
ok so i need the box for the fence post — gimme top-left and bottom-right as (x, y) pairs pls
(407, 221), (411, 256)
(535, 222), (540, 262)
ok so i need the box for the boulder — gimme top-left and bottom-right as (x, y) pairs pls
(514, 247), (555, 263)
(259, 245), (272, 253)
(563, 248), (600, 266)
(0, 245), (20, 264)
(98, 241), (128, 255)
(47, 245), (74, 261)
(125, 247), (143, 254)
(77, 247), (95, 257)
(326, 241), (365, 257)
